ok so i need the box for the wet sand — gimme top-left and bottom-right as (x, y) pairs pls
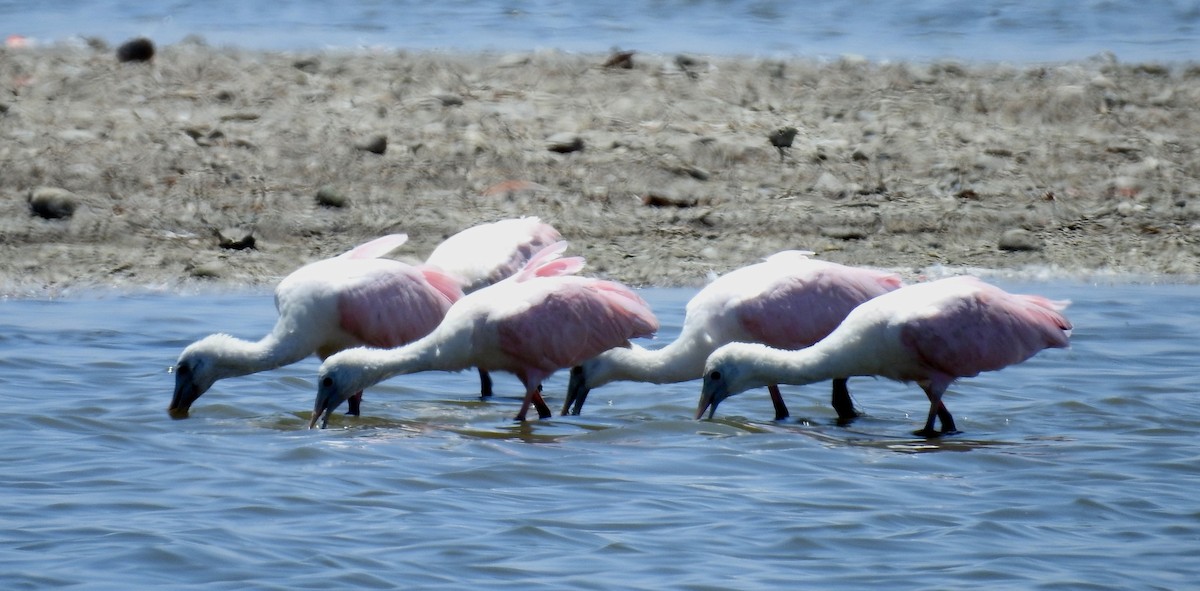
(1, 41), (1197, 295)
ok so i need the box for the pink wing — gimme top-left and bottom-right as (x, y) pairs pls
(486, 219), (564, 283)
(900, 285), (1072, 380)
(337, 265), (458, 349)
(495, 279), (659, 375)
(738, 266), (903, 349)
(512, 241), (586, 282)
(417, 264), (467, 304)
(337, 234), (410, 260)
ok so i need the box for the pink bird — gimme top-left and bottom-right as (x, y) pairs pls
(562, 251), (903, 420)
(423, 216), (562, 396)
(309, 242), (659, 428)
(698, 276), (1072, 437)
(170, 234), (463, 418)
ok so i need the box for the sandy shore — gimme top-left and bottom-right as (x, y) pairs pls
(1, 41), (1197, 295)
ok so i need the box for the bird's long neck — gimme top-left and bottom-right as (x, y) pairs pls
(206, 331), (315, 380)
(603, 335), (714, 385)
(366, 330), (471, 384)
(743, 338), (866, 390)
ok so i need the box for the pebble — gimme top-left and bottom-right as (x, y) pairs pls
(998, 228), (1043, 252)
(188, 260), (225, 279)
(116, 37), (155, 62)
(214, 229), (257, 250)
(546, 132), (584, 153)
(27, 187), (77, 220)
(356, 135), (388, 155)
(315, 186), (348, 208)
(768, 127), (798, 149)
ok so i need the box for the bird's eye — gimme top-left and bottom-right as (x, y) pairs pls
(176, 363), (191, 376)
(709, 370), (721, 381)
(321, 376), (333, 388)
(571, 366), (583, 376)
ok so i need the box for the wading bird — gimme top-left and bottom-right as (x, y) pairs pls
(562, 251), (902, 420)
(170, 234), (462, 418)
(424, 216), (561, 396)
(698, 276), (1071, 437)
(310, 242), (658, 428)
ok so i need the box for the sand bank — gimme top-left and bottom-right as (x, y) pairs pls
(1, 41), (1197, 295)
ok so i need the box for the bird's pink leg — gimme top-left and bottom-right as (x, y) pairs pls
(512, 384), (552, 421)
(346, 391), (363, 416)
(768, 384), (790, 421)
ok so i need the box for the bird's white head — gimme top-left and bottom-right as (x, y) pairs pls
(310, 352), (375, 429)
(696, 343), (762, 420)
(169, 335), (235, 419)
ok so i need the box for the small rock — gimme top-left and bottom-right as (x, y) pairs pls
(821, 226), (868, 240)
(293, 58), (320, 74)
(116, 37), (155, 62)
(768, 127), (798, 149)
(316, 186), (348, 208)
(27, 187), (77, 220)
(214, 229), (256, 250)
(498, 53), (532, 68)
(998, 229), (1043, 252)
(188, 260), (226, 279)
(357, 135), (388, 155)
(604, 51), (635, 69)
(813, 172), (846, 195)
(431, 93), (464, 107)
(642, 193), (697, 208)
(546, 132), (584, 154)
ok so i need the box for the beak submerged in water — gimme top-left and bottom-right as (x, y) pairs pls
(169, 369), (200, 419)
(309, 376), (344, 429)
(697, 373), (728, 420)
(561, 366), (590, 416)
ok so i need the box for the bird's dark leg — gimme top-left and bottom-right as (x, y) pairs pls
(531, 384), (552, 419)
(915, 386), (958, 437)
(830, 378), (860, 421)
(345, 391), (363, 416)
(936, 401), (959, 435)
(768, 384), (790, 421)
(478, 368), (494, 398)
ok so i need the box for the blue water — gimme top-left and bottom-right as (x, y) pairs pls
(4, 0), (1199, 62)
(2, 281), (1199, 589)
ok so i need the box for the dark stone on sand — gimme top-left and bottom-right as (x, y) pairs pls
(357, 135), (388, 155)
(293, 58), (320, 74)
(998, 228), (1043, 252)
(604, 51), (635, 69)
(642, 193), (697, 208)
(546, 132), (584, 153)
(768, 127), (798, 149)
(116, 37), (155, 63)
(316, 186), (349, 208)
(214, 229), (257, 251)
(27, 187), (77, 220)
(821, 226), (869, 240)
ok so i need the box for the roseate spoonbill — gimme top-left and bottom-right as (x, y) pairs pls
(169, 234), (462, 418)
(562, 251), (903, 421)
(310, 242), (658, 428)
(698, 276), (1072, 437)
(424, 216), (562, 396)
